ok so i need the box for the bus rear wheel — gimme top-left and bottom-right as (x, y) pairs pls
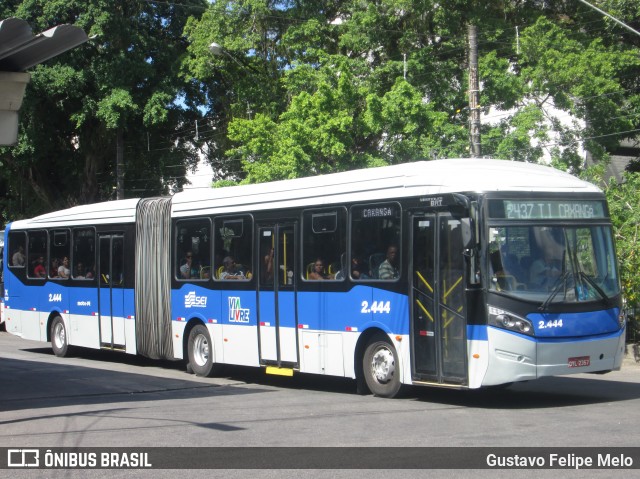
(363, 334), (401, 398)
(51, 316), (70, 357)
(187, 324), (217, 377)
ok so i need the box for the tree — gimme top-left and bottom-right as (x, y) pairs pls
(0, 0), (207, 221)
(182, 1), (640, 182)
(605, 172), (640, 308)
(182, 0), (476, 182)
(481, 15), (640, 171)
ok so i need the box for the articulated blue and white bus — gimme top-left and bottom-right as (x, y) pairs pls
(2, 159), (625, 397)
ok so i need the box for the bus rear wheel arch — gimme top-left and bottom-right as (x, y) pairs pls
(186, 323), (220, 377)
(361, 332), (402, 398)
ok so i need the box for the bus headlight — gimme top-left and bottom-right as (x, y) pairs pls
(488, 308), (534, 336)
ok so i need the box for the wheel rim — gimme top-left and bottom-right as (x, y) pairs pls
(193, 333), (210, 367)
(53, 322), (65, 349)
(370, 345), (395, 384)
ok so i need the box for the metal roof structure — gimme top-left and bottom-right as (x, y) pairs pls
(0, 17), (88, 72)
(0, 17), (88, 145)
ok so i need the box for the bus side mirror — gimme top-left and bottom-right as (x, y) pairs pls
(461, 218), (474, 249)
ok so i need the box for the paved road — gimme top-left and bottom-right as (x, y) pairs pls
(1, 331), (639, 479)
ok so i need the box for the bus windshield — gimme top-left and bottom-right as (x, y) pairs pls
(488, 225), (620, 305)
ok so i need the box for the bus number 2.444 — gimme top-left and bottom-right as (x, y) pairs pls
(48, 293), (62, 302)
(361, 301), (391, 314)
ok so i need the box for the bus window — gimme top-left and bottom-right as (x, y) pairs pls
(350, 203), (401, 280)
(214, 216), (253, 281)
(302, 208), (346, 281)
(27, 230), (48, 279)
(73, 228), (95, 280)
(8, 231), (26, 269)
(50, 230), (71, 280)
(176, 218), (211, 281)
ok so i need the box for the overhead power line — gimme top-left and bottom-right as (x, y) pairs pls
(576, 0), (640, 38)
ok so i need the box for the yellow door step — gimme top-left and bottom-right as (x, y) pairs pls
(265, 366), (294, 376)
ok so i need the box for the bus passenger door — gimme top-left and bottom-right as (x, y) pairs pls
(257, 224), (299, 368)
(411, 213), (467, 384)
(98, 234), (125, 350)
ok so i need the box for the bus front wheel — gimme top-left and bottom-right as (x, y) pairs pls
(51, 316), (69, 357)
(363, 334), (401, 398)
(187, 324), (217, 377)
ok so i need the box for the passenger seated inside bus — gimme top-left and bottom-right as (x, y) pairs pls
(219, 256), (251, 280)
(49, 258), (59, 278)
(262, 247), (274, 283)
(85, 265), (95, 279)
(377, 245), (399, 280)
(33, 256), (46, 278)
(529, 249), (562, 289)
(58, 257), (71, 279)
(308, 258), (332, 280)
(350, 255), (369, 279)
(11, 245), (25, 267)
(74, 262), (86, 279)
(335, 255), (369, 280)
(180, 251), (199, 279)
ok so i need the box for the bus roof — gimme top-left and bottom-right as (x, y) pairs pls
(10, 198), (140, 229)
(171, 158), (601, 217)
(9, 159), (601, 228)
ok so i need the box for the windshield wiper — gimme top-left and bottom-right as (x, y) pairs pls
(538, 271), (571, 311)
(578, 272), (611, 306)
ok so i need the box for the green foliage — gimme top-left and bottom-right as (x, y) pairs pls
(580, 163), (640, 309)
(181, 1), (640, 184)
(96, 88), (136, 129)
(481, 14), (640, 167)
(603, 172), (640, 308)
(3, 0), (640, 237)
(0, 0), (207, 221)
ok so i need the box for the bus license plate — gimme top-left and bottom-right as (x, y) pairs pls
(568, 356), (590, 368)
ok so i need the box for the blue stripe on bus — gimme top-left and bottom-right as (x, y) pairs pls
(527, 307), (620, 338)
(171, 284), (411, 335)
(466, 324), (488, 341)
(9, 280), (622, 345)
(484, 324), (623, 343)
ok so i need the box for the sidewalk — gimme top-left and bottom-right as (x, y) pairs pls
(623, 343), (640, 368)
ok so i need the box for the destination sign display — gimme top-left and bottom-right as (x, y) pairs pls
(361, 206), (396, 218)
(490, 200), (607, 220)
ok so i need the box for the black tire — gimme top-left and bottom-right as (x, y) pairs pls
(187, 324), (217, 377)
(362, 334), (401, 398)
(50, 316), (70, 357)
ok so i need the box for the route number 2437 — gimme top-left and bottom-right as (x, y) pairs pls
(361, 301), (391, 314)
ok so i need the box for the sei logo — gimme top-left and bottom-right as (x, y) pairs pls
(185, 291), (207, 308)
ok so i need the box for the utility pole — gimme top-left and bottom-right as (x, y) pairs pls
(116, 127), (124, 200)
(468, 24), (481, 158)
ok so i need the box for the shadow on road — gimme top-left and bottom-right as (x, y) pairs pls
(0, 352), (271, 416)
(5, 337), (640, 413)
